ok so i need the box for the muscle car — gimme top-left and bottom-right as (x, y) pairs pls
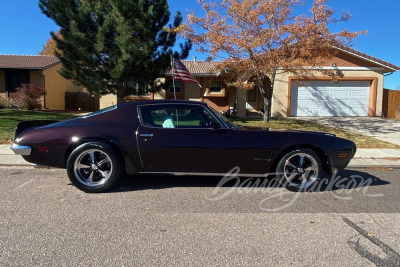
(11, 100), (356, 193)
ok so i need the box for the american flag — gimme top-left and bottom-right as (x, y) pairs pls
(173, 57), (202, 88)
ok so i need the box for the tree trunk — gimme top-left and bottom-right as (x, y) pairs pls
(263, 96), (270, 122)
(263, 71), (276, 123)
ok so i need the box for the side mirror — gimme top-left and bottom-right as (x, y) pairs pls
(210, 122), (221, 132)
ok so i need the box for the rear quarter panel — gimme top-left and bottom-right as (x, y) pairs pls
(16, 103), (141, 170)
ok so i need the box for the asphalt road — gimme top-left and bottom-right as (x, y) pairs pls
(1, 167), (399, 266)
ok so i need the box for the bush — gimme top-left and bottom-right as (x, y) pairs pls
(17, 84), (46, 110)
(0, 96), (14, 109)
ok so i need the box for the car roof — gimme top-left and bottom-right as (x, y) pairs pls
(117, 99), (208, 107)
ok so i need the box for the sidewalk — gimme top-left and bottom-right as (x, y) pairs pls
(1, 145), (400, 168)
(348, 149), (400, 168)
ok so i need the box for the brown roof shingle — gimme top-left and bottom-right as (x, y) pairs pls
(167, 46), (400, 75)
(166, 60), (221, 75)
(0, 55), (60, 70)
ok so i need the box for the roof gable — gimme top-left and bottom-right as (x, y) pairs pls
(0, 55), (60, 70)
(333, 45), (400, 72)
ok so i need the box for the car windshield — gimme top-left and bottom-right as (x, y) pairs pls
(209, 107), (237, 129)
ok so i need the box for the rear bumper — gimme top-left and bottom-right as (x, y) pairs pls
(10, 144), (32, 156)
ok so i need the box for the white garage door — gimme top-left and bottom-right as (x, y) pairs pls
(290, 80), (370, 117)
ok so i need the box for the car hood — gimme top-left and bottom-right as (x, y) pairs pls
(236, 125), (336, 137)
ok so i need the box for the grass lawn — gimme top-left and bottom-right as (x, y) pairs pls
(1, 108), (398, 149)
(0, 109), (79, 144)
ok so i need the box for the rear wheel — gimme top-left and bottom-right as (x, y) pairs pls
(276, 148), (322, 191)
(66, 142), (122, 193)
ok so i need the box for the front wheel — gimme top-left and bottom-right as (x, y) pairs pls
(66, 142), (122, 193)
(276, 148), (322, 191)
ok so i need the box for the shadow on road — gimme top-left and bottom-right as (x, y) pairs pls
(109, 169), (389, 193)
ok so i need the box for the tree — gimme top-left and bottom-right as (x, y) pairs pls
(39, 0), (191, 96)
(183, 0), (364, 122)
(39, 32), (62, 56)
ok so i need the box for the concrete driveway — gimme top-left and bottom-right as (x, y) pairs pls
(297, 117), (400, 145)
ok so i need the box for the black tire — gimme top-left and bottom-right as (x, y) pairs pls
(66, 142), (122, 193)
(276, 148), (322, 192)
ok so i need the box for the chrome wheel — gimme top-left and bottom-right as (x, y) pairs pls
(73, 148), (113, 187)
(276, 148), (322, 191)
(282, 152), (319, 189)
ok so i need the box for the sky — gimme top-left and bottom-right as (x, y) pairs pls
(0, 0), (399, 89)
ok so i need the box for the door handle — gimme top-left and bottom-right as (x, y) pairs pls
(140, 134), (153, 138)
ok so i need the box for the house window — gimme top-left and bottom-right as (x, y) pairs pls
(6, 70), (29, 92)
(169, 80), (182, 94)
(126, 80), (149, 96)
(209, 81), (222, 94)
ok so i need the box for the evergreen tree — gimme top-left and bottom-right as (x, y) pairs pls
(39, 0), (191, 96)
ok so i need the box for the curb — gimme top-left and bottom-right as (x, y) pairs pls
(348, 158), (400, 168)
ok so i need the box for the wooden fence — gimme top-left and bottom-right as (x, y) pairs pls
(7, 91), (25, 104)
(65, 92), (100, 112)
(382, 89), (400, 119)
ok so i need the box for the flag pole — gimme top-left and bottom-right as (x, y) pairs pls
(171, 55), (176, 100)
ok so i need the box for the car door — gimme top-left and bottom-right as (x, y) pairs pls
(136, 103), (246, 174)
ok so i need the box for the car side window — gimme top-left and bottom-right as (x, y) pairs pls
(139, 104), (222, 129)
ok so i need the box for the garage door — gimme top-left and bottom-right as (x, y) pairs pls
(290, 80), (370, 117)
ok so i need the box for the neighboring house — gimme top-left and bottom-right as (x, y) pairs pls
(273, 45), (400, 118)
(0, 55), (83, 110)
(107, 59), (237, 114)
(101, 46), (400, 118)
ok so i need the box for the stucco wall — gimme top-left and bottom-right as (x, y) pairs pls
(185, 83), (201, 101)
(228, 87), (236, 107)
(153, 78), (166, 100)
(43, 65), (84, 110)
(29, 70), (43, 87)
(154, 89), (165, 100)
(99, 94), (118, 109)
(28, 70), (45, 107)
(271, 70), (384, 117)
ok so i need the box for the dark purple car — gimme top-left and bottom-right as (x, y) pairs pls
(11, 100), (356, 193)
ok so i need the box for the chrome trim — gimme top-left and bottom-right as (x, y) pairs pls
(10, 144), (32, 156)
(138, 171), (270, 178)
(135, 127), (145, 169)
(140, 134), (153, 138)
(32, 164), (55, 169)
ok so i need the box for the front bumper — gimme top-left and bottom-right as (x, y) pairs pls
(10, 144), (32, 156)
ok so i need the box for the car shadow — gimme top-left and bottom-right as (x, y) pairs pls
(311, 169), (389, 192)
(108, 169), (389, 193)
